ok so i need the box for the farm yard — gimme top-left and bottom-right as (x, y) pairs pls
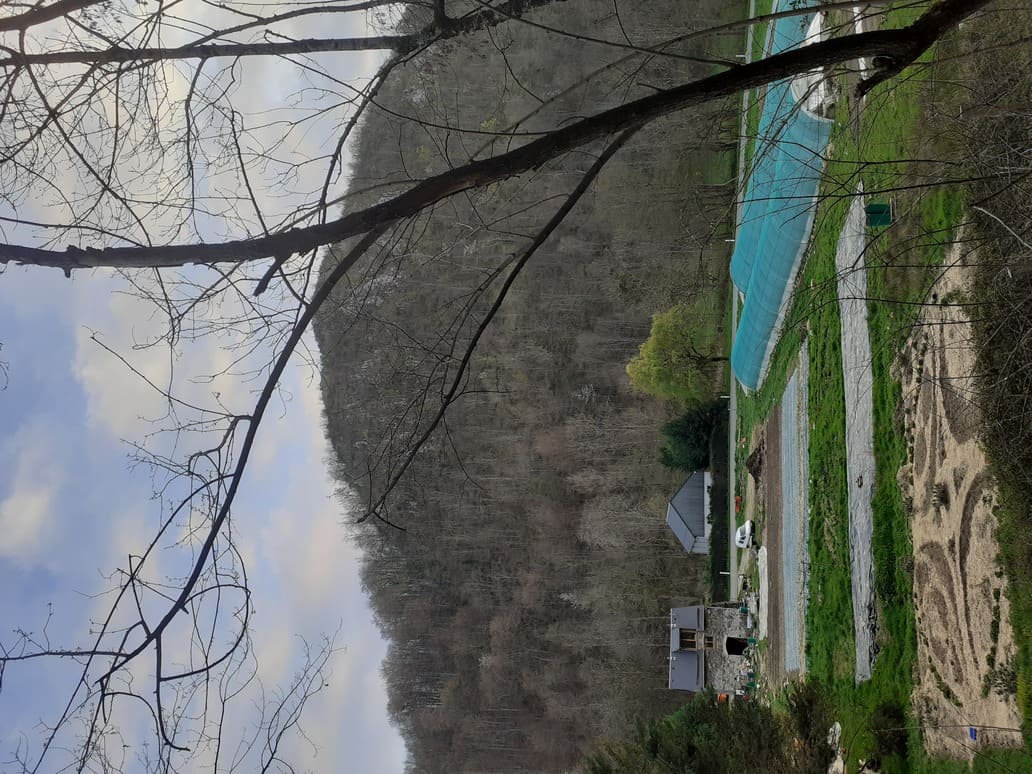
(729, 1), (1031, 771)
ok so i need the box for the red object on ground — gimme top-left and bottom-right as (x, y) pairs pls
(735, 495), (742, 512)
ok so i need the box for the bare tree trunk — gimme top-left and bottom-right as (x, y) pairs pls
(0, 0), (992, 276)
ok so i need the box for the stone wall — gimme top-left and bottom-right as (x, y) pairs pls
(704, 606), (751, 693)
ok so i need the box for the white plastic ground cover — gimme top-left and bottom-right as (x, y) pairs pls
(835, 189), (877, 683)
(790, 14), (832, 112)
(780, 346), (810, 674)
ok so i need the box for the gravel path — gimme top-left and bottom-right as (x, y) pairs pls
(757, 546), (769, 640)
(835, 189), (877, 683)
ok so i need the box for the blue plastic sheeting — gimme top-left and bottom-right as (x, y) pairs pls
(729, 128), (779, 293)
(729, 7), (814, 293)
(730, 1), (832, 391)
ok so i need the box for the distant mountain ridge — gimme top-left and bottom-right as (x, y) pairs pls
(314, 1), (739, 769)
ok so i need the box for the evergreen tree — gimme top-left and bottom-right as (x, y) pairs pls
(659, 402), (724, 471)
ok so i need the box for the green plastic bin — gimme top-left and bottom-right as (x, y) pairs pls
(866, 202), (893, 228)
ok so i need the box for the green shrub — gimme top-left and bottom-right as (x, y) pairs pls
(583, 693), (789, 773)
(869, 700), (908, 762)
(783, 681), (835, 774)
(659, 401), (724, 471)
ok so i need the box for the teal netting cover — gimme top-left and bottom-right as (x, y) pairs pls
(730, 2), (832, 391)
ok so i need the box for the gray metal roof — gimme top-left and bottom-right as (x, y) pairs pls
(666, 473), (708, 554)
(669, 648), (705, 691)
(668, 606), (706, 690)
(671, 606), (704, 630)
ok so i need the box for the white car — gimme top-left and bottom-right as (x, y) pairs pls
(735, 520), (755, 549)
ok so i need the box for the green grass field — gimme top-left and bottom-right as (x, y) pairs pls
(734, 4), (1030, 771)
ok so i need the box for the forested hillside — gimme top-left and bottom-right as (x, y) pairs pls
(314, 1), (741, 769)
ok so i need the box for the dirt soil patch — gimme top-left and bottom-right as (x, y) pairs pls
(894, 244), (1022, 757)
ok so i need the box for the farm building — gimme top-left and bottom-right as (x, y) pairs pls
(668, 605), (753, 693)
(666, 471), (712, 554)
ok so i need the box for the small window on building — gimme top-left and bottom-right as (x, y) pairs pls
(679, 629), (698, 650)
(704, 635), (715, 650)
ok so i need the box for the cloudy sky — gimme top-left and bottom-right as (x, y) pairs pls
(0, 2), (407, 771)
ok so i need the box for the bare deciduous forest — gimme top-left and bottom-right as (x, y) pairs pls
(314, 1), (737, 769)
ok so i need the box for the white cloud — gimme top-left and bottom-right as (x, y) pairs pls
(0, 487), (54, 560)
(0, 434), (62, 563)
(74, 315), (170, 439)
(254, 390), (364, 624)
(275, 640), (404, 772)
(73, 279), (252, 441)
(238, 370), (403, 768)
(262, 498), (360, 613)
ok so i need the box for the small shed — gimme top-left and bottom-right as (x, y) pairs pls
(666, 471), (712, 554)
(668, 605), (752, 693)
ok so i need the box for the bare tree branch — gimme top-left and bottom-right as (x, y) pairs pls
(0, 0), (992, 276)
